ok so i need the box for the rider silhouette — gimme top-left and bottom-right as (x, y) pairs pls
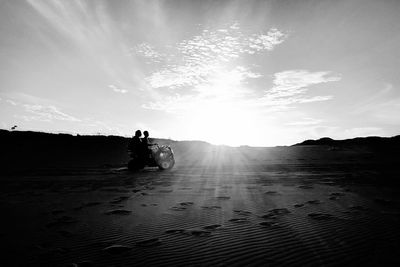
(128, 130), (142, 158)
(141, 130), (153, 158)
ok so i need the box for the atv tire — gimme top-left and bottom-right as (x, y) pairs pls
(158, 158), (175, 170)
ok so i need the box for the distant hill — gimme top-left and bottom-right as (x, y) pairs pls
(293, 135), (400, 147)
(0, 129), (213, 172)
(2, 129), (400, 174)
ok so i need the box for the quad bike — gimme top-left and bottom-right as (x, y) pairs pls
(128, 144), (175, 171)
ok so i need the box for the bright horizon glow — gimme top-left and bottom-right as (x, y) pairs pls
(1, 0), (400, 146)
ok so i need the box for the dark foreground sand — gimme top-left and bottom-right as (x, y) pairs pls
(1, 146), (400, 266)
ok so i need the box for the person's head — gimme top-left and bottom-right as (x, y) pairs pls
(143, 131), (149, 137)
(135, 130), (142, 137)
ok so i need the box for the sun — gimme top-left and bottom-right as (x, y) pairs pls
(186, 101), (256, 146)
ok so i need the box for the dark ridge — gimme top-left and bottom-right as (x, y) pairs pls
(0, 130), (171, 172)
(0, 129), (211, 173)
(1, 129), (400, 178)
(293, 135), (400, 147)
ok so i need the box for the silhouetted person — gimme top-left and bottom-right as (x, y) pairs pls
(141, 130), (153, 158)
(128, 130), (142, 158)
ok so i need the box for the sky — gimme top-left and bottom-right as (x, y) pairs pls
(1, 0), (400, 146)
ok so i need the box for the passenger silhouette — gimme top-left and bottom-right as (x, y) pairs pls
(128, 130), (142, 159)
(141, 130), (153, 158)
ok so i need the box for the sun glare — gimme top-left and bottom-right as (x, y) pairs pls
(187, 102), (255, 146)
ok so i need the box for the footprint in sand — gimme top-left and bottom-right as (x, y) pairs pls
(170, 206), (186, 211)
(261, 208), (291, 219)
(104, 209), (132, 215)
(203, 224), (222, 230)
(298, 185), (314, 189)
(109, 196), (130, 204)
(246, 186), (258, 190)
(265, 191), (279, 195)
(144, 186), (155, 190)
(158, 189), (173, 193)
(330, 192), (345, 197)
(185, 229), (212, 236)
(308, 213), (334, 220)
(201, 206), (221, 210)
(179, 202), (194, 206)
(46, 216), (79, 228)
(165, 229), (186, 234)
(136, 238), (161, 247)
(103, 244), (132, 254)
(233, 210), (252, 216)
(229, 218), (249, 223)
(307, 200), (321, 205)
(349, 205), (368, 211)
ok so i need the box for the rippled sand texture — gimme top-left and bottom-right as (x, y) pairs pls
(1, 162), (400, 266)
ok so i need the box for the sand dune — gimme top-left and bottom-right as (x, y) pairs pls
(1, 131), (400, 266)
(1, 163), (400, 266)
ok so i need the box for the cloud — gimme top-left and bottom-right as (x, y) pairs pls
(140, 23), (287, 89)
(26, 0), (145, 93)
(6, 100), (17, 106)
(22, 104), (80, 122)
(259, 70), (340, 106)
(144, 68), (341, 119)
(141, 23), (289, 115)
(108, 85), (128, 94)
(139, 21), (340, 118)
(133, 43), (165, 63)
(142, 65), (261, 112)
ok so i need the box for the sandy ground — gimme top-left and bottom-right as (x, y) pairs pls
(1, 148), (400, 266)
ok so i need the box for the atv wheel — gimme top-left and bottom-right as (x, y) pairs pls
(158, 158), (175, 170)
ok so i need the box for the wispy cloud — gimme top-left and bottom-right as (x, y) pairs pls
(4, 96), (80, 122)
(6, 100), (17, 106)
(133, 43), (165, 63)
(142, 65), (261, 112)
(139, 23), (286, 89)
(144, 68), (340, 116)
(108, 85), (128, 94)
(22, 104), (80, 122)
(260, 70), (340, 105)
(26, 0), (145, 94)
